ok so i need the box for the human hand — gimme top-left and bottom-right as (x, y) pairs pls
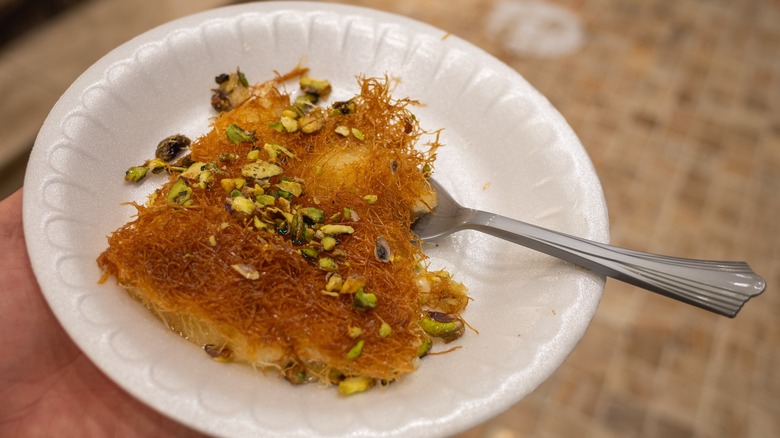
(0, 189), (203, 437)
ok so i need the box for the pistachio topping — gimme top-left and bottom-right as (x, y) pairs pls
(379, 322), (392, 338)
(346, 339), (365, 360)
(318, 257), (338, 271)
(300, 111), (326, 134)
(320, 224), (355, 236)
(275, 180), (303, 197)
(226, 124), (257, 144)
(166, 178), (192, 206)
(242, 161), (283, 179)
(353, 289), (377, 309)
(155, 134), (191, 162)
(263, 143), (295, 161)
(280, 116), (298, 133)
(321, 236), (337, 251)
(300, 247), (319, 260)
(299, 207), (324, 224)
(324, 273), (343, 292)
(337, 376), (374, 396)
(420, 311), (464, 343)
(351, 128), (365, 140)
(300, 76), (332, 97)
(417, 337), (433, 358)
(231, 196), (256, 216)
(331, 99), (356, 115)
(339, 276), (366, 294)
(125, 166), (149, 182)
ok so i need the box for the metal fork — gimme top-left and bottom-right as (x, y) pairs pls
(411, 178), (766, 317)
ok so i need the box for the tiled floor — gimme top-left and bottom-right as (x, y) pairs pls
(1, 0), (778, 437)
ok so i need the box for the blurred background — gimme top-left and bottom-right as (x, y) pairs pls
(1, 0), (777, 436)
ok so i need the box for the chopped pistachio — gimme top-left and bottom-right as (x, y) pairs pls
(229, 189), (242, 198)
(231, 263), (260, 280)
(325, 273), (343, 292)
(155, 134), (191, 162)
(255, 194), (276, 206)
(219, 152), (237, 162)
(299, 207), (324, 224)
(246, 149), (260, 161)
(348, 326), (363, 338)
(346, 340), (364, 360)
(353, 289), (377, 309)
(351, 128), (365, 140)
(125, 166), (148, 182)
(226, 124), (256, 144)
(379, 322), (392, 338)
(242, 161), (283, 179)
(166, 178), (192, 206)
(237, 69), (249, 87)
(276, 197), (292, 212)
(335, 125), (350, 137)
(208, 235), (217, 247)
(263, 143), (295, 162)
(363, 194), (378, 204)
(275, 180), (303, 197)
(280, 116), (298, 133)
(233, 178), (246, 190)
(180, 162), (207, 180)
(268, 121), (284, 132)
(300, 247), (319, 260)
(146, 157), (168, 173)
(231, 196), (256, 216)
(420, 312), (465, 343)
(318, 257), (338, 271)
(292, 94), (317, 114)
(219, 221), (229, 230)
(337, 376), (373, 396)
(331, 100), (356, 115)
(321, 236), (337, 251)
(253, 216), (270, 231)
(300, 76), (332, 97)
(305, 227), (316, 241)
(287, 213), (307, 245)
(300, 111), (325, 134)
(339, 276), (366, 294)
(417, 336), (433, 358)
(220, 178), (236, 193)
(320, 224), (355, 236)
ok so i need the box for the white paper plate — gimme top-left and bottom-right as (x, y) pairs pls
(23, 2), (608, 437)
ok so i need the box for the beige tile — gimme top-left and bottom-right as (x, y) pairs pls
(0, 63), (62, 167)
(599, 393), (647, 437)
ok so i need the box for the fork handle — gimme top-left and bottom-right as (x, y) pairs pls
(465, 210), (765, 317)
